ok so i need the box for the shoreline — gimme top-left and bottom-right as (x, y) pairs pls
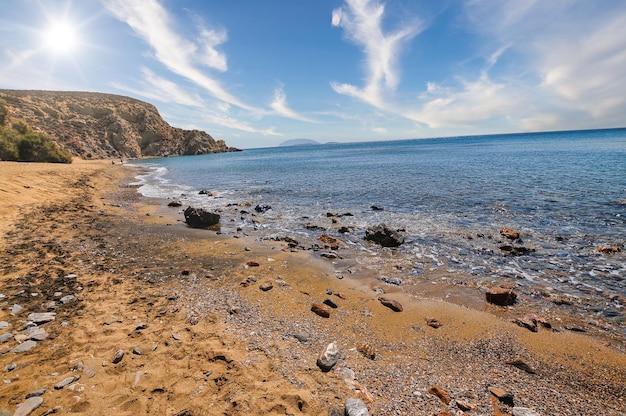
(0, 161), (625, 415)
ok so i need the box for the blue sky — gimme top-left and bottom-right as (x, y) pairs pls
(1, 0), (625, 149)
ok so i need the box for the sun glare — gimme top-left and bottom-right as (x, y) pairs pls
(44, 21), (79, 55)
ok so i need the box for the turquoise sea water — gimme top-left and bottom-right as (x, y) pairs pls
(133, 128), (626, 325)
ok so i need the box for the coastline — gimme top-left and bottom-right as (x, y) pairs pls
(0, 161), (625, 415)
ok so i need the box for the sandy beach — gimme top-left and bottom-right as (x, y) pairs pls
(1, 161), (625, 416)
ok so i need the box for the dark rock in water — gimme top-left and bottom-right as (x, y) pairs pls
(345, 397), (369, 416)
(365, 223), (405, 247)
(486, 287), (517, 306)
(378, 297), (403, 312)
(500, 228), (520, 240)
(255, 203), (272, 213)
(184, 206), (220, 228)
(370, 205), (384, 211)
(167, 200), (182, 207)
(500, 245), (535, 256)
(198, 189), (215, 196)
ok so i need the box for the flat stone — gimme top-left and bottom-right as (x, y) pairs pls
(512, 407), (541, 416)
(24, 327), (48, 341)
(11, 340), (37, 353)
(25, 389), (46, 399)
(13, 396), (43, 416)
(506, 358), (536, 374)
(11, 304), (23, 315)
(26, 313), (56, 325)
(0, 322), (8, 329)
(345, 398), (369, 416)
(54, 375), (79, 390)
(0, 333), (13, 343)
(311, 303), (331, 318)
(59, 295), (76, 304)
(378, 297), (403, 312)
(489, 386), (515, 406)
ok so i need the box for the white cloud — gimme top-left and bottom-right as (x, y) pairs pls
(331, 0), (423, 108)
(104, 0), (258, 111)
(270, 87), (316, 122)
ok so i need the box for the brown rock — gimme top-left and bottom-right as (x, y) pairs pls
(311, 303), (330, 318)
(246, 261), (260, 267)
(500, 228), (520, 240)
(489, 386), (515, 406)
(486, 287), (517, 306)
(425, 317), (443, 328)
(378, 297), (403, 312)
(259, 282), (273, 292)
(597, 246), (621, 253)
(357, 343), (376, 360)
(513, 316), (537, 332)
(456, 400), (476, 411)
(427, 385), (451, 405)
(318, 234), (341, 250)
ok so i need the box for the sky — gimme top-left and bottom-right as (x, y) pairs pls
(1, 0), (625, 149)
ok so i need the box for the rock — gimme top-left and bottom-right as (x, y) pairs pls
(311, 303), (331, 318)
(597, 246), (620, 253)
(378, 297), (403, 312)
(55, 375), (79, 390)
(489, 386), (515, 406)
(11, 340), (37, 353)
(345, 398), (369, 416)
(323, 298), (338, 309)
(135, 323), (149, 331)
(428, 385), (451, 405)
(513, 316), (537, 332)
(259, 282), (273, 292)
(486, 287), (517, 306)
(24, 327), (48, 341)
(317, 341), (339, 372)
(183, 206), (220, 228)
(25, 389), (46, 398)
(370, 205), (384, 211)
(26, 312), (56, 324)
(506, 358), (536, 374)
(4, 362), (16, 372)
(456, 401), (476, 411)
(246, 261), (260, 267)
(112, 349), (125, 364)
(255, 203), (271, 213)
(357, 343), (376, 360)
(376, 276), (402, 285)
(318, 234), (341, 250)
(167, 200), (182, 207)
(364, 223), (405, 247)
(512, 407), (541, 416)
(293, 334), (309, 343)
(0, 322), (8, 329)
(500, 245), (535, 256)
(320, 252), (338, 259)
(11, 304), (23, 315)
(0, 333), (13, 343)
(13, 396), (43, 416)
(425, 317), (443, 328)
(198, 189), (214, 195)
(132, 346), (144, 355)
(59, 295), (76, 304)
(500, 228), (520, 240)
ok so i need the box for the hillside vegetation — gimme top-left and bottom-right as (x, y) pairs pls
(0, 99), (72, 163)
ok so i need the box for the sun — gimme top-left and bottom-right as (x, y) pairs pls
(44, 20), (79, 55)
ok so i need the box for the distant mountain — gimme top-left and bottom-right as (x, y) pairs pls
(0, 89), (240, 159)
(279, 138), (321, 147)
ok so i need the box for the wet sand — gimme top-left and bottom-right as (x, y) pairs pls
(0, 160), (625, 415)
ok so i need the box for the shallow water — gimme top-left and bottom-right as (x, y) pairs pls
(132, 129), (626, 333)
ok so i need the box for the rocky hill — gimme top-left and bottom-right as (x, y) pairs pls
(0, 90), (239, 159)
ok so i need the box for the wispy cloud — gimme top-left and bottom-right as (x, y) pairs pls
(270, 86), (316, 122)
(104, 0), (258, 111)
(331, 0), (423, 108)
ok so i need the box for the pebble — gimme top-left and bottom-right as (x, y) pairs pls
(132, 346), (144, 355)
(0, 333), (12, 343)
(11, 340), (37, 353)
(11, 304), (23, 315)
(377, 276), (403, 285)
(55, 375), (80, 390)
(112, 350), (125, 364)
(506, 358), (536, 374)
(26, 313), (56, 325)
(25, 389), (46, 398)
(24, 327), (48, 341)
(425, 317), (443, 328)
(378, 297), (403, 312)
(4, 362), (17, 372)
(13, 396), (43, 416)
(60, 295), (76, 304)
(311, 303), (331, 318)
(317, 341), (339, 372)
(489, 386), (515, 406)
(345, 398), (369, 416)
(259, 282), (273, 291)
(428, 385), (451, 405)
(323, 298), (338, 309)
(293, 334), (309, 343)
(0, 322), (8, 329)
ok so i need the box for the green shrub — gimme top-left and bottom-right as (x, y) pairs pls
(0, 101), (72, 163)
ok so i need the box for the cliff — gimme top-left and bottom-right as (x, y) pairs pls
(0, 90), (239, 159)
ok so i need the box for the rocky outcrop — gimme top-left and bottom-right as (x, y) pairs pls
(0, 90), (240, 159)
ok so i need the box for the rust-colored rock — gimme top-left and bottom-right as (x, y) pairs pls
(311, 303), (330, 318)
(318, 234), (341, 250)
(357, 343), (376, 360)
(427, 385), (451, 405)
(486, 287), (517, 306)
(500, 228), (520, 240)
(425, 317), (443, 328)
(597, 246), (621, 253)
(506, 358), (536, 374)
(378, 297), (403, 312)
(456, 400), (476, 411)
(246, 261), (260, 267)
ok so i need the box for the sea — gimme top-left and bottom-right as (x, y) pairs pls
(131, 128), (626, 333)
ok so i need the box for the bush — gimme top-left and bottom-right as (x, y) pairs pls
(0, 100), (72, 163)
